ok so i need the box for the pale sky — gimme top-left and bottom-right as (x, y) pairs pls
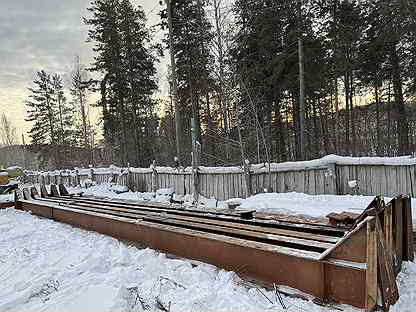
(0, 0), (164, 144)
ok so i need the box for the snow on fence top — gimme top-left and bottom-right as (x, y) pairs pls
(24, 154), (416, 176)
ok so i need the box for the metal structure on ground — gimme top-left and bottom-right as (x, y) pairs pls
(7, 185), (414, 311)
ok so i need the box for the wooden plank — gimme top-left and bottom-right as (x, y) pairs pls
(364, 166), (370, 196)
(40, 199), (335, 251)
(384, 204), (394, 265)
(375, 167), (382, 195)
(314, 171), (322, 195)
(402, 196), (414, 262)
(375, 216), (399, 309)
(222, 173), (227, 200)
(224, 174), (229, 200)
(365, 218), (377, 312)
(387, 167), (395, 197)
(393, 197), (403, 273)
(51, 195), (346, 236)
(308, 170), (315, 195)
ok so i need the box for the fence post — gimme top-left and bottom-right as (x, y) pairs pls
(244, 159), (252, 198)
(326, 163), (338, 195)
(90, 167), (95, 184)
(151, 160), (158, 194)
(191, 118), (200, 203)
(127, 164), (133, 190)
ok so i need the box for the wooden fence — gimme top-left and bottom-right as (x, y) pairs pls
(24, 163), (416, 200)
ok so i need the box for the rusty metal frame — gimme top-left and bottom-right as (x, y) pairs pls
(0, 202), (14, 209)
(10, 186), (413, 311)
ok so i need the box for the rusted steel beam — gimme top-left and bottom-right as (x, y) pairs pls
(33, 198), (335, 251)
(36, 197), (340, 244)
(0, 202), (14, 209)
(402, 196), (414, 262)
(393, 196), (404, 274)
(50, 194), (345, 237)
(53, 185), (341, 228)
(18, 198), (368, 309)
(19, 186), (411, 311)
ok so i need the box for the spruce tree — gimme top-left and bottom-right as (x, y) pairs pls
(161, 0), (214, 163)
(25, 70), (57, 146)
(51, 73), (74, 147)
(85, 0), (158, 166)
(119, 0), (158, 166)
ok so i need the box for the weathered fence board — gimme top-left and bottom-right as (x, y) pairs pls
(24, 162), (416, 200)
(336, 164), (416, 198)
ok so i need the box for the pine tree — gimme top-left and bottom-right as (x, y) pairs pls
(51, 73), (74, 147)
(85, 0), (124, 163)
(25, 70), (57, 146)
(85, 0), (158, 166)
(119, 0), (158, 166)
(358, 0), (416, 155)
(161, 0), (214, 164)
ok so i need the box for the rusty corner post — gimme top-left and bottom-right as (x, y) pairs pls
(402, 196), (414, 262)
(366, 217), (377, 312)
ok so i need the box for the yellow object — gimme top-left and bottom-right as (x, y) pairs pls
(0, 171), (9, 185)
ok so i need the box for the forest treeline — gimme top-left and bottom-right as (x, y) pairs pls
(23, 0), (416, 169)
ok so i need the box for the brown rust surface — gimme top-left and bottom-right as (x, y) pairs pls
(18, 198), (369, 309)
(0, 202), (14, 209)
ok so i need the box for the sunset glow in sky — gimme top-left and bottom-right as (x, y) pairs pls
(0, 0), (162, 144)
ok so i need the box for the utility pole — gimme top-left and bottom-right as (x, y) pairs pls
(165, 0), (182, 164)
(298, 0), (305, 160)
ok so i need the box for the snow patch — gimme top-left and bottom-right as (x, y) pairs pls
(0, 194), (14, 203)
(0, 208), (365, 312)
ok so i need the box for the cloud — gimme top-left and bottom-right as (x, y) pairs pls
(0, 0), (94, 89)
(0, 0), (162, 143)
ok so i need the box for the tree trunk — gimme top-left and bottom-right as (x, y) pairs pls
(344, 72), (350, 155)
(390, 45), (409, 155)
(375, 82), (381, 155)
(350, 71), (356, 156)
(213, 0), (230, 161)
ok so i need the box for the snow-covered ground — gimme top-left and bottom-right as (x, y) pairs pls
(0, 194), (13, 203)
(0, 208), (365, 312)
(1, 185), (416, 311)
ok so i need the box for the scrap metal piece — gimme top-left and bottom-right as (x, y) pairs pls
(326, 212), (360, 227)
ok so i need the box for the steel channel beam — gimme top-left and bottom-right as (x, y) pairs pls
(35, 199), (333, 252)
(0, 202), (14, 209)
(18, 199), (367, 308)
(37, 197), (339, 244)
(48, 195), (345, 237)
